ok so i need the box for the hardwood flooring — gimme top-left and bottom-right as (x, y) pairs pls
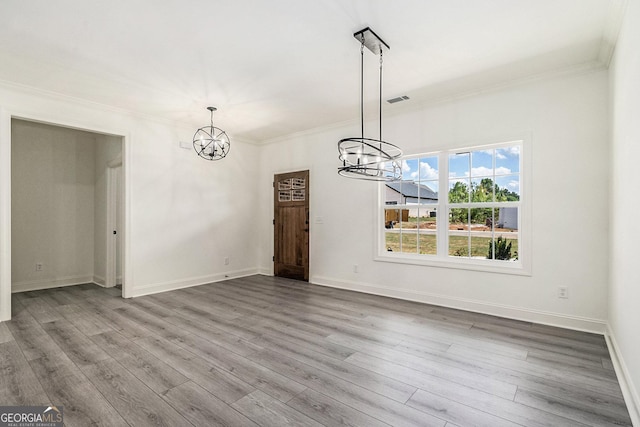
(1, 275), (632, 427)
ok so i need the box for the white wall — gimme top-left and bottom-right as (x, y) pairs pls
(93, 135), (122, 285)
(11, 120), (96, 291)
(608, 0), (640, 423)
(0, 83), (261, 319)
(127, 123), (260, 295)
(259, 70), (610, 332)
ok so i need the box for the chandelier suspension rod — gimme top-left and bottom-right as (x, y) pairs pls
(379, 49), (383, 149)
(360, 41), (365, 139)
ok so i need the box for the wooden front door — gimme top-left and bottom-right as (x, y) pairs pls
(274, 170), (309, 281)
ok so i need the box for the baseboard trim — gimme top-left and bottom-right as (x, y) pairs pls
(129, 268), (259, 298)
(93, 275), (106, 287)
(310, 275), (607, 334)
(258, 268), (273, 276)
(605, 326), (640, 427)
(12, 275), (95, 293)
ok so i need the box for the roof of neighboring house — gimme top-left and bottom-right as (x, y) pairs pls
(386, 181), (438, 200)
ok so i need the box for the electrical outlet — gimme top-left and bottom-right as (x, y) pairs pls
(353, 264), (359, 273)
(558, 286), (569, 299)
(35, 262), (43, 271)
(224, 257), (229, 265)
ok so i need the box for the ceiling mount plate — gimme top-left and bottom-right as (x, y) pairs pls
(353, 27), (390, 54)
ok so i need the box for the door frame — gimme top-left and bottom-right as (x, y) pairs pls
(105, 156), (122, 288)
(0, 108), (131, 321)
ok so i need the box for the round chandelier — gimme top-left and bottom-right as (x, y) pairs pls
(338, 27), (402, 181)
(193, 106), (230, 161)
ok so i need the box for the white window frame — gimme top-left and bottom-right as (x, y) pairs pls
(375, 138), (531, 276)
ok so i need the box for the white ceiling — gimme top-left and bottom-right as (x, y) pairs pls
(0, 0), (624, 142)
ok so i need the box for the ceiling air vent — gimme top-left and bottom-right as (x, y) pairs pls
(387, 95), (410, 104)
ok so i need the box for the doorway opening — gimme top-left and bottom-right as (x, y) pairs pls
(10, 118), (125, 298)
(273, 170), (309, 281)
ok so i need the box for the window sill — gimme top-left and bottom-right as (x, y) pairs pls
(374, 253), (531, 276)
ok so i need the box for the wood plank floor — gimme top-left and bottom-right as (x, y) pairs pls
(1, 275), (632, 427)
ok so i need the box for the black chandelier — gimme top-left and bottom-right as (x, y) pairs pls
(338, 27), (402, 181)
(193, 106), (230, 161)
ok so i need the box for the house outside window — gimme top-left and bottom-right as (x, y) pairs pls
(377, 139), (529, 275)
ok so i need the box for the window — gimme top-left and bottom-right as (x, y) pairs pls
(379, 140), (527, 274)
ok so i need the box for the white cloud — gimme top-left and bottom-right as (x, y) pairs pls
(470, 166), (512, 176)
(471, 166), (492, 176)
(497, 146), (520, 157)
(449, 170), (470, 178)
(402, 161), (411, 172)
(507, 180), (520, 192)
(419, 162), (438, 180)
(449, 177), (467, 185)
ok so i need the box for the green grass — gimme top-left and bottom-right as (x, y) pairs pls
(385, 233), (518, 260)
(385, 233), (436, 255)
(405, 216), (437, 223)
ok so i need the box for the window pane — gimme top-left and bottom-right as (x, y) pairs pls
(496, 206), (518, 231)
(489, 235), (518, 261)
(491, 208), (519, 262)
(384, 208), (400, 230)
(496, 146), (520, 174)
(449, 235), (469, 257)
(402, 158), (419, 181)
(418, 208), (437, 255)
(402, 180), (419, 205)
(418, 207), (437, 225)
(495, 175), (520, 201)
(470, 208), (493, 258)
(449, 207), (468, 227)
(471, 150), (493, 177)
(406, 208), (419, 229)
(449, 152), (469, 203)
(384, 181), (402, 205)
(418, 156), (439, 181)
(401, 231), (418, 254)
(449, 152), (469, 180)
(385, 230), (399, 252)
(384, 209), (400, 252)
(471, 177), (495, 203)
(449, 180), (470, 203)
(449, 208), (469, 257)
(398, 208), (410, 229)
(418, 181), (438, 203)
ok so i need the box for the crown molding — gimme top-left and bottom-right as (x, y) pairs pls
(598, 0), (629, 67)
